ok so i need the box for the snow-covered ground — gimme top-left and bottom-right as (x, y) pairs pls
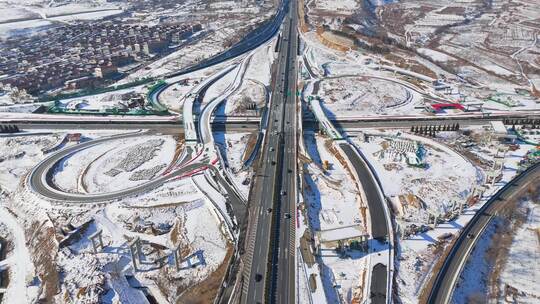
(223, 79), (266, 116)
(350, 129), (479, 231)
(304, 132), (364, 232)
(452, 217), (502, 303)
(497, 198), (540, 303)
(53, 86), (147, 112)
(0, 2), (123, 38)
(158, 79), (197, 113)
(0, 129), (232, 303)
(243, 36), (276, 86)
(0, 206), (38, 303)
(214, 131), (253, 199)
(309, 76), (422, 118)
(53, 135), (178, 194)
(217, 39), (275, 115)
(376, 126), (537, 304)
(312, 0), (360, 13)
(0, 133), (63, 192)
(299, 131), (369, 303)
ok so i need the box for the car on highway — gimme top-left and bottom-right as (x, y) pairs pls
(280, 190), (286, 196)
(267, 207), (273, 213)
(284, 213), (291, 219)
(255, 273), (263, 282)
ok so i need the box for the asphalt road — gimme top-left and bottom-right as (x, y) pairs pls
(7, 122), (258, 134)
(242, 0), (297, 302)
(339, 143), (390, 304)
(273, 0), (298, 302)
(339, 144), (389, 240)
(428, 163), (540, 304)
(6, 112), (537, 132)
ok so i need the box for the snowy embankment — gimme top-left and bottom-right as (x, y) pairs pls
(191, 172), (235, 238)
(213, 132), (252, 199)
(497, 198), (540, 303)
(0, 134), (63, 192)
(0, 207), (37, 303)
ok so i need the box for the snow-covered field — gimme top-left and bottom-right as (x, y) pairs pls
(224, 79), (266, 115)
(313, 0), (360, 13)
(222, 39), (275, 115)
(53, 135), (177, 194)
(0, 1), (123, 38)
(244, 38), (275, 86)
(158, 80), (195, 113)
(304, 132), (364, 232)
(311, 76), (421, 118)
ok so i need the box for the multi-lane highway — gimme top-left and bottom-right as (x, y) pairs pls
(428, 162), (540, 304)
(242, 0), (297, 302)
(273, 0), (298, 301)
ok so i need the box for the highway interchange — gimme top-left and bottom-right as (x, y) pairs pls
(7, 0), (540, 303)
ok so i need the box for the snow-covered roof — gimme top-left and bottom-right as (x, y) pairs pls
(490, 120), (507, 135)
(317, 225), (366, 243)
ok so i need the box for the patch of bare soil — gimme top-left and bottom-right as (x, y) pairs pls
(383, 53), (437, 79)
(175, 245), (233, 304)
(241, 131), (259, 163)
(27, 220), (59, 302)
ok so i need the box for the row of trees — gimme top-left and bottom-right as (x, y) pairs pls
(0, 124), (20, 133)
(410, 123), (460, 136)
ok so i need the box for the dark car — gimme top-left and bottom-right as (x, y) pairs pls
(284, 213), (291, 219)
(255, 273), (263, 282)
